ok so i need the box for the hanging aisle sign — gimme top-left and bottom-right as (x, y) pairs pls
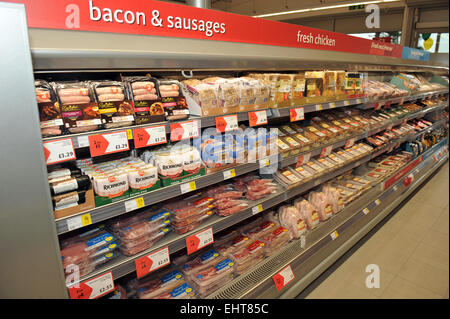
(3, 0), (424, 59)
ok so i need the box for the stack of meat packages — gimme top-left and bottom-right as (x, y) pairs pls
(106, 208), (171, 256)
(60, 226), (118, 282)
(48, 167), (91, 211)
(163, 193), (216, 235)
(205, 174), (278, 216)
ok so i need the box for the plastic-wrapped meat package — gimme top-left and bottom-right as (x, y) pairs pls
(136, 269), (186, 299)
(155, 282), (197, 299)
(230, 240), (265, 275)
(172, 209), (214, 228)
(172, 218), (213, 235)
(154, 150), (184, 179)
(165, 199), (213, 221)
(182, 147), (203, 174)
(119, 228), (169, 256)
(215, 233), (251, 257)
(245, 220), (279, 240)
(278, 205), (306, 240)
(321, 184), (342, 214)
(233, 174), (257, 191)
(308, 191), (333, 222)
(213, 190), (244, 200)
(294, 198), (319, 230)
(36, 80), (63, 137)
(189, 258), (235, 297)
(108, 209), (165, 236)
(118, 216), (170, 241)
(181, 249), (224, 280)
(261, 226), (290, 256)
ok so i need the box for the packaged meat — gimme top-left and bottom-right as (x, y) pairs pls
(124, 76), (164, 124)
(278, 205), (306, 240)
(305, 71), (324, 98)
(136, 269), (186, 299)
(291, 73), (306, 101)
(53, 81), (101, 133)
(158, 80), (189, 121)
(215, 233), (251, 257)
(49, 175), (90, 196)
(246, 186), (276, 201)
(119, 228), (169, 256)
(35, 80), (63, 137)
(118, 217), (170, 241)
(181, 249), (223, 279)
(261, 226), (290, 256)
(172, 209), (214, 228)
(294, 198), (319, 229)
(322, 184), (343, 214)
(52, 190), (87, 210)
(275, 168), (303, 188)
(308, 191), (333, 221)
(190, 258), (235, 297)
(216, 203), (248, 216)
(231, 241), (265, 275)
(245, 220), (279, 239)
(154, 150), (184, 179)
(156, 282), (197, 299)
(92, 80), (134, 128)
(172, 217), (214, 235)
(292, 165), (315, 182)
(305, 159), (327, 175)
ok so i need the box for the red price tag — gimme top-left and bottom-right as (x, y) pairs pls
(68, 271), (115, 299)
(289, 108), (305, 122)
(296, 153), (311, 167)
(89, 131), (129, 157)
(345, 138), (355, 149)
(186, 227), (214, 255)
(320, 145), (333, 158)
(43, 138), (76, 165)
(170, 120), (199, 141)
(133, 125), (167, 148)
(135, 247), (170, 278)
(248, 110), (268, 127)
(273, 265), (295, 291)
(216, 115), (238, 133)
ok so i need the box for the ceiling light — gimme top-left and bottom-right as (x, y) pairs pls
(253, 0), (401, 18)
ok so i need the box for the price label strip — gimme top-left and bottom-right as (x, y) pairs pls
(133, 125), (167, 148)
(89, 131), (129, 157)
(289, 107), (305, 122)
(329, 102), (336, 109)
(248, 110), (268, 127)
(216, 115), (238, 133)
(223, 169), (236, 180)
(43, 138), (76, 165)
(315, 104), (323, 111)
(180, 181), (196, 194)
(252, 204), (263, 215)
(124, 197), (145, 212)
(363, 208), (370, 215)
(343, 100), (350, 106)
(186, 227), (214, 255)
(296, 152), (311, 168)
(68, 271), (115, 299)
(135, 247), (170, 278)
(66, 213), (92, 231)
(273, 265), (295, 291)
(170, 120), (200, 142)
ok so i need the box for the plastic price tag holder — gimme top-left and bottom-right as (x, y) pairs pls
(89, 131), (129, 157)
(252, 204), (263, 215)
(345, 138), (355, 149)
(133, 125), (167, 148)
(125, 197), (145, 212)
(223, 169), (236, 180)
(135, 247), (170, 279)
(330, 230), (339, 240)
(180, 181), (196, 194)
(343, 100), (350, 106)
(320, 145), (333, 158)
(315, 104), (323, 111)
(186, 228), (214, 255)
(259, 158), (270, 168)
(374, 199), (381, 206)
(363, 208), (370, 215)
(76, 135), (90, 148)
(43, 138), (76, 165)
(273, 265), (295, 291)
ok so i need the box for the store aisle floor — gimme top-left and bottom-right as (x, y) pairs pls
(300, 161), (449, 299)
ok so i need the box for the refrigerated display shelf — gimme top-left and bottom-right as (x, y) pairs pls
(64, 122), (447, 289)
(207, 139), (448, 299)
(41, 91), (448, 151)
(279, 102), (448, 168)
(56, 117), (447, 238)
(356, 89), (448, 110)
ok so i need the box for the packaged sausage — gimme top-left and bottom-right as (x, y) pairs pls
(36, 80), (63, 137)
(181, 249), (224, 279)
(52, 190), (87, 210)
(245, 220), (279, 240)
(123, 76), (165, 124)
(305, 71), (325, 98)
(91, 80), (134, 128)
(50, 175), (90, 196)
(157, 79), (190, 121)
(53, 81), (102, 133)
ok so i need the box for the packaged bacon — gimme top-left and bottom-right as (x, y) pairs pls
(231, 240), (265, 275)
(136, 269), (186, 299)
(261, 226), (290, 256)
(181, 249), (224, 279)
(245, 220), (279, 240)
(189, 258), (235, 297)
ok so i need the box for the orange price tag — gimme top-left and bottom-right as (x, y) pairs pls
(135, 247), (170, 278)
(133, 125), (167, 148)
(43, 138), (76, 165)
(89, 131), (129, 157)
(186, 228), (214, 255)
(273, 265), (295, 291)
(68, 272), (115, 299)
(216, 115), (238, 133)
(248, 110), (268, 127)
(289, 108), (305, 122)
(296, 153), (311, 167)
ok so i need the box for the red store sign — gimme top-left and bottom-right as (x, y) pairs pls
(7, 0), (402, 58)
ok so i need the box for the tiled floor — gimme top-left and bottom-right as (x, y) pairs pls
(303, 161), (449, 299)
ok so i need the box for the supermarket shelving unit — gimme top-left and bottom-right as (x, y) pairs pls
(0, 2), (448, 298)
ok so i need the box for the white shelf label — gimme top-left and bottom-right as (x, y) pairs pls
(170, 120), (200, 141)
(315, 104), (323, 111)
(343, 100), (350, 106)
(249, 110), (268, 127)
(66, 213), (92, 231)
(330, 230), (339, 240)
(180, 181), (197, 194)
(273, 265), (295, 291)
(259, 158), (270, 168)
(223, 169), (236, 180)
(124, 197), (145, 212)
(89, 131), (129, 157)
(300, 235), (306, 249)
(374, 199), (381, 206)
(77, 135), (90, 148)
(363, 208), (370, 215)
(252, 204), (263, 215)
(43, 138), (76, 165)
(133, 125), (167, 148)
